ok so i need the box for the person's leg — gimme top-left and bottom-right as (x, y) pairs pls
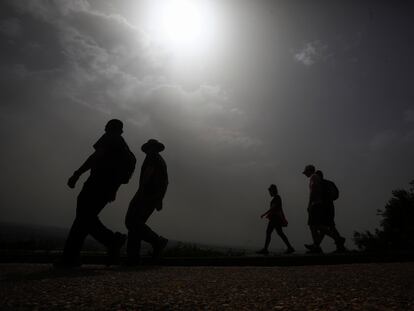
(138, 202), (168, 258)
(256, 221), (273, 255)
(264, 221), (274, 250)
(140, 223), (160, 245)
(87, 206), (117, 247)
(307, 207), (323, 245)
(304, 225), (323, 253)
(311, 226), (321, 245)
(61, 192), (97, 265)
(76, 191), (118, 248)
(275, 226), (294, 252)
(125, 197), (159, 261)
(125, 199), (142, 262)
(322, 204), (345, 251)
(325, 226), (346, 251)
(307, 204), (326, 251)
(61, 215), (88, 265)
(307, 224), (325, 246)
(80, 190), (126, 265)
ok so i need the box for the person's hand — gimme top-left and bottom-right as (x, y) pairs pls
(67, 173), (79, 189)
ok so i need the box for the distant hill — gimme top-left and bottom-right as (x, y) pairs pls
(0, 222), (247, 256)
(0, 222), (103, 251)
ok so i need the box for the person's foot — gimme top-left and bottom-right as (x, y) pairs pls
(284, 247), (295, 254)
(336, 237), (346, 247)
(304, 244), (313, 251)
(152, 236), (168, 260)
(333, 237), (346, 253)
(256, 249), (269, 255)
(331, 247), (346, 254)
(107, 232), (127, 266)
(124, 257), (142, 267)
(53, 259), (81, 269)
(304, 244), (323, 254)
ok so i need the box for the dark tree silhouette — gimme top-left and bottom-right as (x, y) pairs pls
(354, 180), (414, 252)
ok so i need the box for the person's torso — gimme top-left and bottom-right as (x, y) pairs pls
(139, 154), (168, 191)
(309, 173), (324, 202)
(89, 134), (131, 184)
(268, 195), (282, 219)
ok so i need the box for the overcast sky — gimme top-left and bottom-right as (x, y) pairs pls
(0, 0), (413, 250)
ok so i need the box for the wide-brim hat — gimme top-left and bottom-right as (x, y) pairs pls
(141, 139), (165, 153)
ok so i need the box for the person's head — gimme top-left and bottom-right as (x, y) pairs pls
(268, 184), (278, 196)
(315, 170), (324, 179)
(105, 119), (123, 135)
(302, 164), (315, 178)
(141, 139), (165, 155)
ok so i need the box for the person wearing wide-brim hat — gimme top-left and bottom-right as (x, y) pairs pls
(125, 139), (169, 265)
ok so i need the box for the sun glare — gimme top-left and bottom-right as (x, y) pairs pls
(145, 0), (217, 58)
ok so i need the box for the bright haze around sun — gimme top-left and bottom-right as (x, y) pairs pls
(141, 0), (218, 58)
(0, 0), (413, 250)
(128, 0), (228, 82)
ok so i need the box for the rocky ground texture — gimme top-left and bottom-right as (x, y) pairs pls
(0, 263), (413, 310)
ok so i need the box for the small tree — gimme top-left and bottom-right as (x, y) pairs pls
(354, 181), (414, 252)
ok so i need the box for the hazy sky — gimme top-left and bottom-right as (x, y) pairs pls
(1, 0), (413, 250)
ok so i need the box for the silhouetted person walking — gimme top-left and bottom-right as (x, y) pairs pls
(303, 164), (323, 253)
(257, 184), (294, 255)
(125, 139), (169, 265)
(302, 165), (345, 253)
(312, 170), (346, 252)
(57, 119), (136, 268)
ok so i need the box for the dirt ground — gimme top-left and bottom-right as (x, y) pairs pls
(0, 263), (413, 310)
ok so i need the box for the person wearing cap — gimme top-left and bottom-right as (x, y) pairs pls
(57, 119), (136, 268)
(125, 139), (169, 265)
(302, 164), (324, 253)
(257, 184), (295, 255)
(303, 165), (346, 253)
(312, 170), (346, 252)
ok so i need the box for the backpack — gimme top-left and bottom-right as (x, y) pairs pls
(323, 179), (339, 201)
(119, 150), (136, 184)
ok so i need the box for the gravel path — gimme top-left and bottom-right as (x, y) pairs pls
(0, 263), (413, 310)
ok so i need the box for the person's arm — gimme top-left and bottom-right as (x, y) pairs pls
(67, 152), (97, 188)
(308, 174), (322, 206)
(261, 209), (271, 218)
(261, 202), (276, 218)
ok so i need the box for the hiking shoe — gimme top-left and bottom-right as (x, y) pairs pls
(332, 237), (346, 253)
(256, 249), (269, 255)
(331, 247), (347, 254)
(334, 239), (347, 253)
(107, 232), (127, 266)
(304, 244), (314, 251)
(152, 236), (168, 260)
(284, 247), (295, 254)
(53, 259), (81, 269)
(304, 244), (323, 254)
(124, 257), (142, 267)
(336, 237), (346, 247)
